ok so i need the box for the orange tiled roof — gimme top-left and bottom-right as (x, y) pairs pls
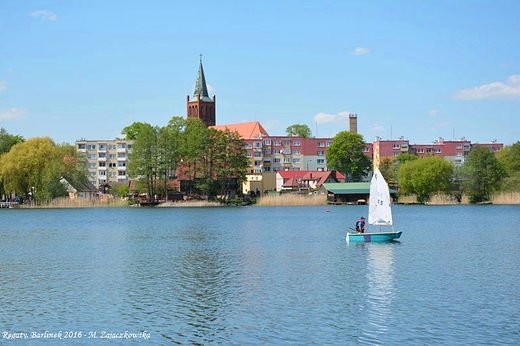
(212, 121), (269, 140)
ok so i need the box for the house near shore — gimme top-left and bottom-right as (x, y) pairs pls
(320, 182), (397, 205)
(59, 178), (100, 200)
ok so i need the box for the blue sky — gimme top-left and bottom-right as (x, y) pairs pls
(1, 0), (519, 145)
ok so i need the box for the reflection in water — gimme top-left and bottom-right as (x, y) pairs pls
(363, 243), (397, 340)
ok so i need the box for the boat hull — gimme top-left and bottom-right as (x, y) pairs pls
(346, 231), (402, 243)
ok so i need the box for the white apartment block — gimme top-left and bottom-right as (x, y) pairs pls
(76, 139), (133, 188)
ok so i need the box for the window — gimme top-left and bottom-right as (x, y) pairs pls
(246, 152), (252, 158)
(109, 162), (117, 168)
(99, 144), (106, 150)
(292, 158), (301, 164)
(317, 151), (325, 156)
(108, 171), (117, 177)
(326, 141), (333, 147)
(283, 158), (291, 163)
(293, 149), (300, 155)
(273, 158), (281, 163)
(254, 161), (262, 166)
(317, 159), (325, 164)
(254, 142), (262, 148)
(88, 154), (97, 159)
(245, 144), (252, 149)
(273, 140), (281, 146)
(263, 139), (271, 145)
(416, 148), (424, 153)
(317, 142), (325, 147)
(87, 163), (96, 169)
(434, 148), (441, 154)
(108, 144), (116, 150)
(118, 153), (126, 158)
(109, 154), (116, 159)
(99, 170), (106, 176)
(254, 152), (262, 157)
(78, 144), (86, 150)
(426, 148), (432, 153)
(118, 162), (126, 167)
(363, 146), (369, 152)
(99, 152), (106, 158)
(87, 144), (96, 150)
(283, 139), (290, 145)
(292, 141), (300, 146)
(282, 148), (291, 154)
(99, 162), (106, 167)
(456, 145), (462, 149)
(393, 144), (400, 149)
(117, 143), (126, 149)
(263, 148), (272, 155)
(118, 170), (126, 176)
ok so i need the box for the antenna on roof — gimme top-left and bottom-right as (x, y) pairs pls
(199, 53), (202, 63)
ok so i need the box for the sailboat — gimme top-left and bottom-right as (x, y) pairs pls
(346, 168), (402, 242)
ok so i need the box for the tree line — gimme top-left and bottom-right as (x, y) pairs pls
(326, 130), (520, 203)
(123, 116), (248, 201)
(1, 123), (519, 205)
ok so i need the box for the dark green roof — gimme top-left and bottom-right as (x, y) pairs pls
(322, 182), (396, 194)
(190, 60), (214, 102)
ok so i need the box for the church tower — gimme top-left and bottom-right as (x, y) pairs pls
(187, 56), (216, 127)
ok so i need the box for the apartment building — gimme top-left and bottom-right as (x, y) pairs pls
(76, 139), (133, 188)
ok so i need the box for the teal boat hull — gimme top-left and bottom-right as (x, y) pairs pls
(346, 231), (402, 243)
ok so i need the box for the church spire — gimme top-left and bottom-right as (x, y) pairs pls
(186, 55), (216, 127)
(191, 54), (211, 101)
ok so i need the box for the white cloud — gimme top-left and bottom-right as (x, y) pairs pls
(0, 80), (6, 92)
(314, 111), (351, 124)
(30, 10), (57, 21)
(454, 75), (520, 100)
(349, 47), (370, 56)
(0, 108), (27, 121)
(428, 109), (439, 116)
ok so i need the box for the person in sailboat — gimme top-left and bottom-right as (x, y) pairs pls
(355, 216), (365, 233)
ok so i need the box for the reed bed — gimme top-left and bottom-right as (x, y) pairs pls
(491, 192), (520, 204)
(22, 197), (128, 208)
(256, 193), (327, 206)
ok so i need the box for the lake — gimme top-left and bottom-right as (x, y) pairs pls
(0, 205), (519, 345)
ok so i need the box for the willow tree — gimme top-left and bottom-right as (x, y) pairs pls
(0, 137), (86, 203)
(326, 131), (371, 181)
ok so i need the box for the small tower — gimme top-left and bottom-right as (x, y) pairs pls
(349, 113), (358, 133)
(187, 55), (216, 127)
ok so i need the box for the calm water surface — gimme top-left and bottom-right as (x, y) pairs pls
(0, 205), (519, 345)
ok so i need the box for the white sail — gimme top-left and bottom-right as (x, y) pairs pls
(368, 168), (393, 226)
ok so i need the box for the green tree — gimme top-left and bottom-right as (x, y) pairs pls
(497, 141), (520, 192)
(121, 122), (150, 140)
(0, 128), (24, 155)
(127, 123), (160, 200)
(398, 155), (454, 203)
(459, 146), (505, 203)
(326, 131), (371, 181)
(212, 128), (248, 200)
(0, 137), (87, 203)
(286, 124), (312, 138)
